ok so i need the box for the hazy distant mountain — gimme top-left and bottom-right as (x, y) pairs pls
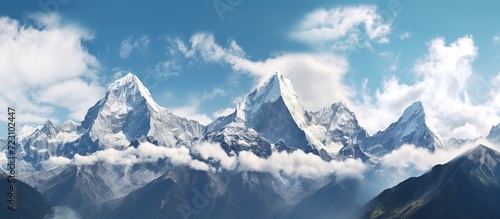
(365, 101), (443, 155)
(487, 123), (500, 143)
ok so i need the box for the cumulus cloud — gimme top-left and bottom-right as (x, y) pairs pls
(169, 98), (213, 125)
(351, 36), (500, 139)
(45, 142), (366, 179)
(171, 33), (351, 111)
(44, 142), (210, 171)
(192, 142), (238, 170)
(237, 150), (367, 179)
(380, 139), (500, 176)
(0, 14), (103, 125)
(119, 34), (150, 59)
(291, 5), (392, 50)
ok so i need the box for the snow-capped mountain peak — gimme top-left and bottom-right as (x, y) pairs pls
(310, 101), (369, 157)
(106, 72), (161, 113)
(212, 72), (312, 149)
(487, 123), (500, 143)
(399, 101), (425, 123)
(19, 125), (39, 141)
(366, 101), (443, 155)
(236, 71), (308, 127)
(78, 72), (204, 150)
(39, 120), (60, 137)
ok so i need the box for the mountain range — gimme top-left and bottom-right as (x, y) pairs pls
(2, 72), (500, 219)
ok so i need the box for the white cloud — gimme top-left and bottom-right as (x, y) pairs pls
(0, 14), (103, 125)
(45, 141), (366, 179)
(192, 142), (238, 170)
(351, 36), (500, 139)
(291, 5), (392, 50)
(44, 142), (209, 171)
(35, 79), (104, 121)
(202, 87), (227, 100)
(172, 33), (351, 111)
(119, 34), (150, 59)
(493, 35), (500, 45)
(169, 98), (213, 125)
(155, 60), (180, 78)
(399, 31), (412, 40)
(238, 150), (367, 179)
(212, 107), (235, 118)
(381, 139), (500, 174)
(44, 206), (81, 219)
(43, 156), (72, 170)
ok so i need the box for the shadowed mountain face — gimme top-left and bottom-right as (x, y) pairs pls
(283, 179), (361, 219)
(37, 165), (115, 213)
(0, 174), (52, 219)
(90, 166), (287, 219)
(354, 145), (500, 219)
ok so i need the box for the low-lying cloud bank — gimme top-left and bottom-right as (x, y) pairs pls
(43, 142), (367, 179)
(380, 139), (500, 173)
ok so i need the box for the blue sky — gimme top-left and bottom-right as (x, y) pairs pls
(1, 0), (500, 139)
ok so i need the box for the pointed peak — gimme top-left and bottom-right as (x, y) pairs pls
(462, 145), (500, 167)
(406, 101), (424, 113)
(272, 71), (286, 82)
(249, 72), (298, 104)
(467, 145), (495, 156)
(123, 72), (138, 81)
(331, 101), (349, 111)
(267, 71), (286, 86)
(468, 144), (493, 154)
(400, 101), (425, 122)
(235, 71), (308, 131)
(487, 123), (500, 137)
(108, 72), (146, 92)
(105, 72), (160, 111)
(43, 119), (55, 127)
(39, 119), (60, 136)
